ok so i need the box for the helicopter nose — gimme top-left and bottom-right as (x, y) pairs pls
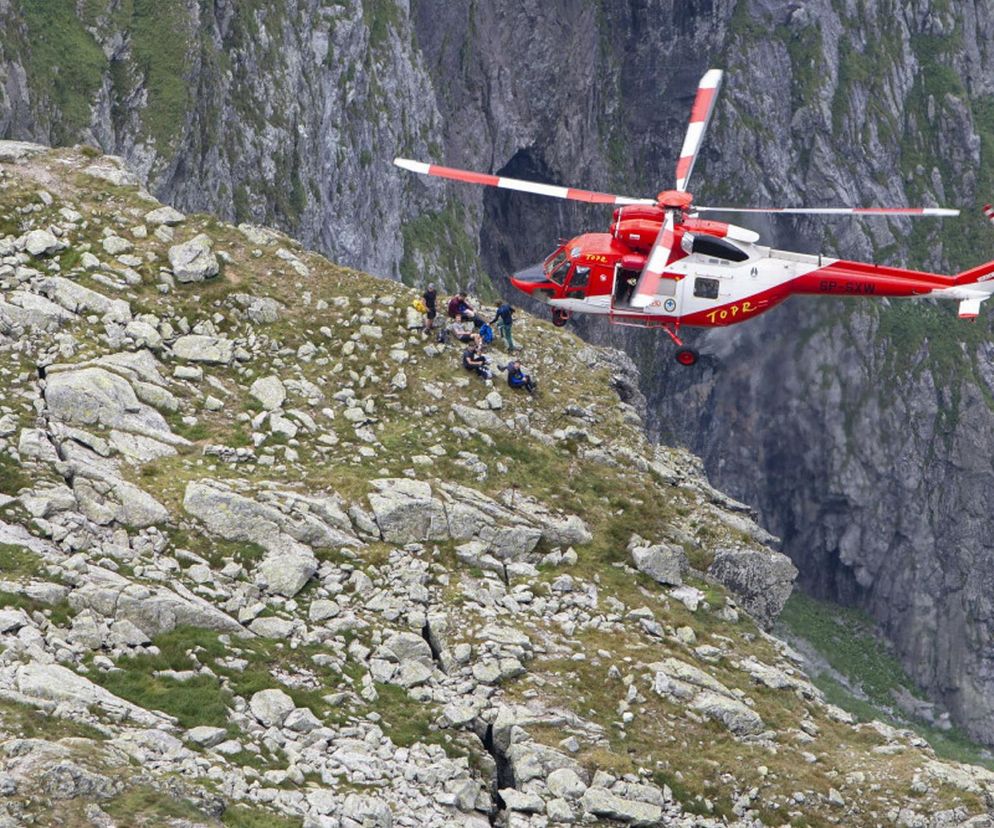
(510, 262), (548, 297)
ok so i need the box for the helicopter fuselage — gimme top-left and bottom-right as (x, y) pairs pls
(509, 215), (993, 330)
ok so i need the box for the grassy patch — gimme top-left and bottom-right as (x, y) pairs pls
(0, 544), (44, 578)
(222, 804), (304, 828)
(778, 591), (916, 708)
(103, 785), (209, 825)
(0, 698), (106, 741)
(0, 452), (33, 495)
(0, 591), (74, 626)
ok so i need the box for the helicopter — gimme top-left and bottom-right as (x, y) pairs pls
(395, 68), (994, 366)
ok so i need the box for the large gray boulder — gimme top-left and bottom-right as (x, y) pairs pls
(172, 334), (233, 364)
(38, 277), (131, 322)
(255, 551), (317, 598)
(580, 787), (662, 826)
(452, 403), (507, 432)
(45, 367), (176, 441)
(630, 543), (686, 586)
(68, 566), (244, 637)
(367, 478), (449, 544)
(168, 234), (219, 282)
(249, 375), (286, 410)
(708, 547), (798, 628)
(249, 688), (295, 727)
(21, 229), (66, 257)
(690, 691), (765, 736)
(15, 663), (172, 727)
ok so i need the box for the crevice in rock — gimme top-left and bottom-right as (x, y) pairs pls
(482, 723), (515, 826)
(420, 618), (445, 672)
(36, 363), (72, 480)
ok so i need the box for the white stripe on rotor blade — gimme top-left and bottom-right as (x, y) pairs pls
(498, 178), (569, 199)
(394, 158), (430, 174)
(680, 122), (705, 155)
(645, 246), (670, 273)
(700, 69), (723, 89)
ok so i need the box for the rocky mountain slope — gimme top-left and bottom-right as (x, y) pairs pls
(6, 1), (994, 745)
(4, 142), (994, 826)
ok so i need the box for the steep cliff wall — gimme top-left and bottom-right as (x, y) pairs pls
(6, 0), (994, 744)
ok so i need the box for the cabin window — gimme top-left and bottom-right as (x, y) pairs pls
(694, 277), (720, 299)
(691, 236), (749, 262)
(570, 266), (590, 289)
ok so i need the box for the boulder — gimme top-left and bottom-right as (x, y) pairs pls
(367, 478), (449, 544)
(168, 234), (219, 282)
(249, 688), (295, 727)
(547, 768), (588, 800)
(382, 631), (434, 667)
(690, 690), (765, 736)
(249, 375), (286, 410)
(172, 334), (234, 364)
(22, 229), (66, 257)
(38, 277), (131, 322)
(145, 206), (186, 226)
(580, 786), (662, 826)
(186, 726), (228, 748)
(15, 663), (172, 727)
(45, 367), (176, 441)
(630, 543), (686, 586)
(452, 403), (507, 432)
(255, 552), (317, 598)
(708, 547), (798, 628)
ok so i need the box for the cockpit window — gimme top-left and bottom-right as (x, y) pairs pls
(548, 259), (571, 285)
(544, 250), (568, 276)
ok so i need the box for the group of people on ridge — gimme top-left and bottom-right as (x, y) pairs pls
(418, 284), (536, 395)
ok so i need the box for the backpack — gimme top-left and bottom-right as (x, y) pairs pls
(436, 327), (448, 344)
(478, 322), (494, 345)
(412, 297), (427, 314)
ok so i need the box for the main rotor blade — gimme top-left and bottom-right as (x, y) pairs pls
(394, 158), (656, 206)
(694, 205), (960, 217)
(675, 69), (723, 193)
(630, 212), (676, 309)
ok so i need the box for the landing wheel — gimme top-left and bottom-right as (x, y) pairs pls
(551, 308), (571, 327)
(674, 347), (699, 367)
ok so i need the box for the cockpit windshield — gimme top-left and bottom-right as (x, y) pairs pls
(544, 249), (568, 278)
(548, 259), (571, 285)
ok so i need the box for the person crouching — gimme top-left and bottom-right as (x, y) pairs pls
(499, 359), (536, 394)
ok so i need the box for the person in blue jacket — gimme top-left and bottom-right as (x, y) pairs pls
(499, 359), (536, 394)
(491, 302), (517, 351)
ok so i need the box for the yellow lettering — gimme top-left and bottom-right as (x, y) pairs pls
(706, 310), (718, 324)
(742, 300), (754, 314)
(719, 310), (728, 321)
(730, 304), (740, 317)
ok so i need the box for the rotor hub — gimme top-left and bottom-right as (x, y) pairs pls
(657, 190), (694, 210)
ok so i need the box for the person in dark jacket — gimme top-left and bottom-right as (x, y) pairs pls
(491, 302), (517, 351)
(462, 343), (492, 379)
(422, 283), (437, 334)
(448, 291), (481, 326)
(499, 359), (536, 394)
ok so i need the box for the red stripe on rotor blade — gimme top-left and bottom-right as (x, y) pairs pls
(689, 88), (717, 123)
(675, 156), (693, 182)
(566, 188), (619, 204)
(427, 164), (500, 187)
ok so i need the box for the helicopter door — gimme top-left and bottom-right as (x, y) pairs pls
(566, 266), (590, 299)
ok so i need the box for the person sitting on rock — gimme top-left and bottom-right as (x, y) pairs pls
(463, 342), (492, 379)
(499, 358), (536, 394)
(449, 313), (474, 344)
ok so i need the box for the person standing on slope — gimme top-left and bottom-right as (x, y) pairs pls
(491, 301), (517, 351)
(422, 283), (437, 334)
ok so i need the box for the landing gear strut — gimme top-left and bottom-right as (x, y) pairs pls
(552, 308), (571, 327)
(661, 321), (699, 367)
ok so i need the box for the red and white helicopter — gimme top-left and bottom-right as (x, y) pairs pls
(395, 68), (994, 366)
